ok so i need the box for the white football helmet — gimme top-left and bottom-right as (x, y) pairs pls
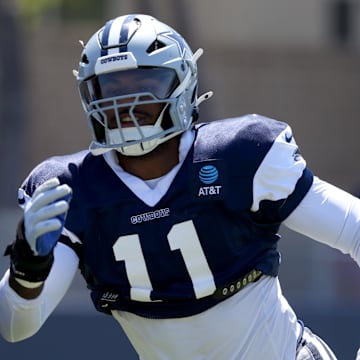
(74, 14), (212, 156)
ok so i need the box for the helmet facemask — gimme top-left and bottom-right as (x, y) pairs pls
(89, 95), (177, 156)
(81, 67), (187, 156)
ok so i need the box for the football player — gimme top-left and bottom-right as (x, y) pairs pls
(0, 13), (359, 359)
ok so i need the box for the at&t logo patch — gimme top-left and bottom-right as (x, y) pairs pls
(198, 165), (222, 197)
(198, 165), (218, 184)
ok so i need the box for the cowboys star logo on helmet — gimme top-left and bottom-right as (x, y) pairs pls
(158, 30), (192, 60)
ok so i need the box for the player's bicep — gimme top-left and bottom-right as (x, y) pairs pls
(284, 177), (360, 265)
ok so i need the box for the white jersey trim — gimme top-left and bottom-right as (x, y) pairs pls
(251, 125), (307, 212)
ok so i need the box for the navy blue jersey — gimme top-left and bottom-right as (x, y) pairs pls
(20, 115), (313, 318)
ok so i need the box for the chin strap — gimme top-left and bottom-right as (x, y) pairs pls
(192, 90), (214, 122)
(191, 47), (215, 107)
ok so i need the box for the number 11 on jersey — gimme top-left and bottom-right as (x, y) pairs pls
(112, 220), (217, 302)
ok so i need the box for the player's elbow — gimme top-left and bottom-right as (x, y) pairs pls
(0, 316), (44, 343)
(1, 326), (41, 343)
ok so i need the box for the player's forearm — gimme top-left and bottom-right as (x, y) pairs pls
(284, 176), (360, 265)
(0, 243), (79, 342)
(0, 270), (45, 342)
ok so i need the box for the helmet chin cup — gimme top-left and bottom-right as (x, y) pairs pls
(115, 141), (159, 157)
(108, 125), (161, 156)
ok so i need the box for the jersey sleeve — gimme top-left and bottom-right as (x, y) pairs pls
(251, 125), (313, 222)
(17, 150), (89, 207)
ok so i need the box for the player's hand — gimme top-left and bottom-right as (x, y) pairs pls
(24, 177), (72, 256)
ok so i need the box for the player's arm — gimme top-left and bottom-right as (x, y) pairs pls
(0, 242), (79, 342)
(5, 177), (72, 293)
(251, 124), (313, 222)
(0, 177), (77, 342)
(283, 176), (360, 265)
(250, 123), (360, 260)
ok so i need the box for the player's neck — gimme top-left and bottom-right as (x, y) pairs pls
(116, 136), (180, 180)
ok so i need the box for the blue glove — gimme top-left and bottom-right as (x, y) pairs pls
(24, 178), (72, 256)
